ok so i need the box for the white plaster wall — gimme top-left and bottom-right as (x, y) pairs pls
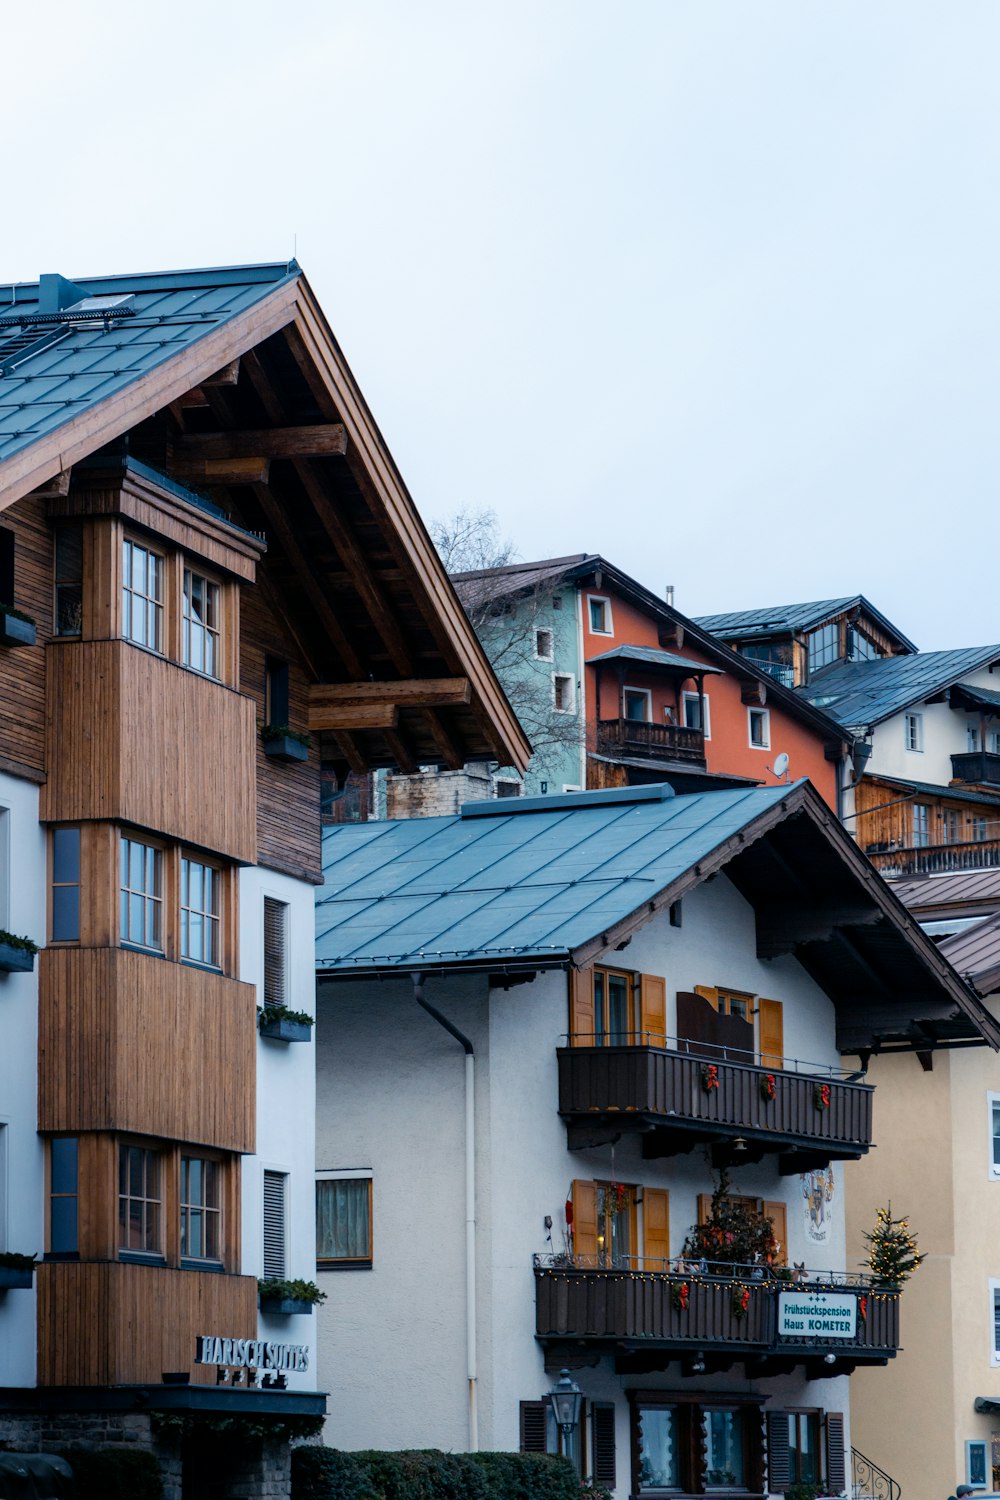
(0, 772), (45, 1388)
(239, 865), (318, 1389)
(870, 665), (1000, 786)
(314, 871), (855, 1492)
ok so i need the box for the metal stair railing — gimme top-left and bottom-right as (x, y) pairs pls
(852, 1447), (900, 1500)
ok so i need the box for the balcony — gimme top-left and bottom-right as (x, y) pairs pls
(534, 1257), (899, 1376)
(740, 656), (795, 689)
(596, 719), (705, 765)
(951, 751), (1000, 787)
(558, 1042), (872, 1172)
(866, 838), (1000, 877)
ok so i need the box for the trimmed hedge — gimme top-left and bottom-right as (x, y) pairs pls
(59, 1448), (164, 1500)
(291, 1447), (591, 1500)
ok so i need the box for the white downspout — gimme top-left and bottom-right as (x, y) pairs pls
(413, 974), (478, 1451)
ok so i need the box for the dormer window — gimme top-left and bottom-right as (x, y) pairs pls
(806, 622), (839, 674)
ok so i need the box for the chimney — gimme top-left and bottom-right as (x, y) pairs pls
(665, 585), (675, 608)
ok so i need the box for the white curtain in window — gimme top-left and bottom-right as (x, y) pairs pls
(317, 1179), (370, 1259)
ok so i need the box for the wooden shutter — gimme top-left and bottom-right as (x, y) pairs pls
(263, 897), (288, 1007)
(697, 1193), (714, 1226)
(758, 998), (784, 1068)
(639, 974), (667, 1046)
(591, 1403), (616, 1489)
(825, 1412), (846, 1493)
(766, 1411), (791, 1494)
(643, 1188), (670, 1270)
(520, 1400), (548, 1453)
(694, 983), (719, 1010)
(262, 1170), (286, 1279)
(572, 1179), (599, 1261)
(763, 1201), (787, 1267)
(569, 969), (595, 1045)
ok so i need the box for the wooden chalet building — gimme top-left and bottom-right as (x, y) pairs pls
(0, 264), (527, 1500)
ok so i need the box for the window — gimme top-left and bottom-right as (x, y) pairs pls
(988, 1095), (1000, 1179)
(181, 856), (220, 966)
(992, 1280), (1000, 1365)
(118, 1143), (162, 1257)
(51, 826), (81, 942)
(262, 1169), (287, 1280)
(553, 674), (575, 713)
(53, 524), (83, 636)
(807, 622), (839, 673)
(786, 1412), (820, 1485)
(717, 987), (752, 1021)
(263, 897), (288, 1006)
(847, 627), (880, 663)
(748, 707), (770, 749)
(594, 967), (636, 1045)
(180, 1155), (221, 1263)
(122, 538), (164, 652)
(633, 1397), (762, 1496)
(120, 836), (163, 950)
(183, 567), (221, 678)
(904, 712), (923, 752)
(494, 778), (522, 798)
(534, 628), (554, 661)
(0, 1123), (5, 1253)
(912, 804), (930, 848)
(265, 657), (290, 726)
(0, 526), (13, 609)
(0, 807), (8, 932)
(49, 1137), (78, 1258)
(682, 691), (710, 737)
(943, 808), (961, 843)
(972, 816), (989, 843)
(969, 723), (982, 752)
(624, 688), (651, 722)
(588, 596), (612, 635)
(316, 1176), (372, 1267)
(596, 1180), (635, 1267)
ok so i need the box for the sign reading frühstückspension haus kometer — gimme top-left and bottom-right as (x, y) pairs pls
(777, 1292), (857, 1339)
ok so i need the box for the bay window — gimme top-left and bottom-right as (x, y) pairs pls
(181, 856), (220, 967)
(183, 567), (221, 678)
(180, 1155), (221, 1263)
(120, 836), (163, 950)
(122, 538), (164, 652)
(118, 1143), (162, 1257)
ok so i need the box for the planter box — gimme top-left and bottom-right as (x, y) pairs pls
(259, 1296), (314, 1316)
(259, 1016), (312, 1044)
(262, 735), (309, 764)
(0, 942), (35, 974)
(0, 612), (36, 647)
(0, 1266), (34, 1290)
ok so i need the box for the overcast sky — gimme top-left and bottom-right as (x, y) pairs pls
(7, 2), (999, 648)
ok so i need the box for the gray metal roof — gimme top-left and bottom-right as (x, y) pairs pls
(801, 647), (1000, 731)
(0, 263), (298, 468)
(940, 911), (1000, 992)
(950, 682), (1000, 714)
(694, 597), (860, 638)
(864, 773), (1000, 809)
(315, 782), (797, 971)
(894, 868), (1000, 915)
(586, 644), (722, 674)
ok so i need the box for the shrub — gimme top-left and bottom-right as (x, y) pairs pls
(59, 1448), (164, 1500)
(291, 1447), (584, 1500)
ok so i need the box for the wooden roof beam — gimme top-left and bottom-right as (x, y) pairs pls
(312, 704), (399, 732)
(174, 425), (347, 461)
(310, 679), (471, 711)
(170, 456), (270, 486)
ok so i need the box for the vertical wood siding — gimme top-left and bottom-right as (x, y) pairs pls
(0, 494), (54, 777)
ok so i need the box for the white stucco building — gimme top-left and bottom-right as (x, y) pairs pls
(314, 781), (994, 1499)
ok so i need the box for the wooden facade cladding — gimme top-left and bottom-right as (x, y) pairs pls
(36, 1261), (257, 1387)
(38, 948), (256, 1152)
(557, 1046), (873, 1166)
(0, 493), (55, 779)
(42, 640), (257, 863)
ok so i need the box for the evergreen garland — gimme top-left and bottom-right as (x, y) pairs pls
(681, 1168), (778, 1266)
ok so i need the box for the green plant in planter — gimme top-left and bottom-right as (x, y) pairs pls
(257, 1004), (314, 1029)
(0, 931), (39, 954)
(257, 1277), (326, 1306)
(260, 723), (310, 747)
(0, 1252), (37, 1271)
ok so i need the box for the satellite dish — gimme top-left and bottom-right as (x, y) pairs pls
(773, 751), (790, 780)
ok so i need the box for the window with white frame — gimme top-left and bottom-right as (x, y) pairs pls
(989, 1094), (1000, 1179)
(120, 836), (163, 951)
(991, 1280), (1000, 1365)
(534, 628), (554, 661)
(262, 1169), (287, 1280)
(624, 688), (651, 722)
(122, 538), (164, 653)
(912, 804), (930, 848)
(969, 723), (982, 752)
(183, 567), (221, 678)
(748, 707), (770, 749)
(180, 1154), (222, 1263)
(181, 856), (220, 967)
(553, 674), (575, 713)
(587, 596), (613, 635)
(118, 1142), (163, 1257)
(682, 691), (711, 738)
(904, 713), (924, 752)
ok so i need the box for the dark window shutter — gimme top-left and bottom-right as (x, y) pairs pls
(520, 1400), (548, 1453)
(767, 1410), (791, 1494)
(825, 1413), (846, 1492)
(591, 1402), (616, 1489)
(263, 898), (288, 1006)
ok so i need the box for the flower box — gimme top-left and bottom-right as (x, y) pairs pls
(0, 1266), (34, 1290)
(259, 1295), (314, 1316)
(0, 611), (36, 647)
(0, 942), (35, 974)
(259, 1016), (312, 1044)
(262, 735), (309, 764)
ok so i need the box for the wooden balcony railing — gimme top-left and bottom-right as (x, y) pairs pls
(534, 1258), (899, 1372)
(596, 718), (705, 765)
(866, 838), (1000, 877)
(951, 751), (1000, 787)
(558, 1043), (873, 1167)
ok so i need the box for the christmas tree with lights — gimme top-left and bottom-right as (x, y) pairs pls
(864, 1204), (924, 1287)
